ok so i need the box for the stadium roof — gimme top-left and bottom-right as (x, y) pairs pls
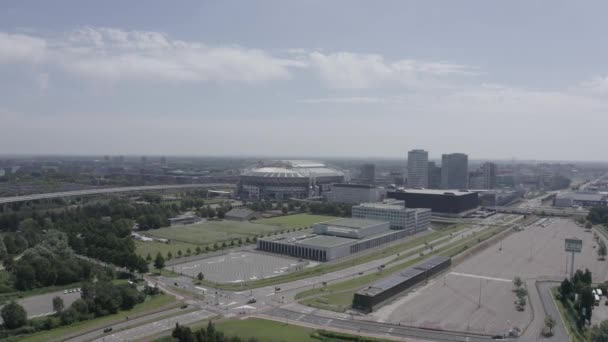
(241, 160), (343, 178)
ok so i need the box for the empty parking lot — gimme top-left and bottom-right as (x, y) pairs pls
(169, 251), (309, 283)
(372, 218), (608, 335)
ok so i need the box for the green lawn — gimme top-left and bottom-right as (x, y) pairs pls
(20, 294), (178, 342)
(215, 318), (316, 342)
(146, 220), (285, 246)
(135, 240), (200, 259)
(254, 214), (338, 229)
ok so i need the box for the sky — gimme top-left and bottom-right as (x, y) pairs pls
(1, 0), (607, 161)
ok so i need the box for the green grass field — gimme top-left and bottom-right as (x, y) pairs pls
(254, 214), (338, 229)
(215, 318), (316, 342)
(146, 220), (284, 246)
(20, 294), (177, 342)
(135, 240), (200, 259)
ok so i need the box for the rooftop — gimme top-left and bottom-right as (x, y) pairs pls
(296, 235), (354, 248)
(354, 202), (407, 210)
(557, 192), (606, 202)
(392, 189), (475, 196)
(332, 183), (377, 189)
(321, 217), (386, 229)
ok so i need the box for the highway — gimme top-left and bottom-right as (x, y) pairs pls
(0, 183), (235, 204)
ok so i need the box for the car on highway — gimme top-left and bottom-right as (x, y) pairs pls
(180, 304), (189, 309)
(103, 327), (113, 333)
(247, 297), (257, 304)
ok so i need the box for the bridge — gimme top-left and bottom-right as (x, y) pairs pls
(0, 183), (236, 204)
(490, 205), (588, 217)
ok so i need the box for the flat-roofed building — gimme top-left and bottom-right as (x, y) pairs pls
(352, 200), (430, 234)
(257, 217), (414, 261)
(407, 149), (428, 188)
(325, 183), (386, 204)
(388, 189), (479, 216)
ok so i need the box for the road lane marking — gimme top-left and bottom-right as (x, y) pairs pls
(449, 272), (511, 282)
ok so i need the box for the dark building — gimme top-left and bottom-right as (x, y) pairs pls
(427, 162), (441, 189)
(359, 163), (376, 183)
(387, 189), (479, 215)
(353, 256), (451, 312)
(441, 153), (468, 189)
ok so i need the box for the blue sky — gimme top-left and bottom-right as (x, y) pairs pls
(1, 1), (607, 160)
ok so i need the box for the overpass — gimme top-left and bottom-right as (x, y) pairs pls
(490, 205), (588, 217)
(0, 183), (236, 204)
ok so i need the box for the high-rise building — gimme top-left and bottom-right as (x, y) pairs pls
(427, 161), (442, 189)
(359, 163), (376, 183)
(407, 149), (428, 188)
(441, 153), (469, 189)
(482, 162), (497, 189)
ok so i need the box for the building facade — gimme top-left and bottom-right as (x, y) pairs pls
(441, 153), (469, 189)
(326, 183), (387, 204)
(388, 189), (479, 215)
(257, 218), (413, 261)
(352, 201), (431, 234)
(359, 163), (376, 184)
(427, 161), (441, 189)
(407, 149), (428, 188)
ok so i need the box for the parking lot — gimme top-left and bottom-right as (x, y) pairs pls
(372, 218), (608, 335)
(169, 251), (309, 283)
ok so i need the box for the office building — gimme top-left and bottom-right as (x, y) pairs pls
(482, 162), (497, 189)
(352, 200), (431, 234)
(359, 164), (376, 184)
(326, 183), (386, 204)
(407, 149), (428, 188)
(388, 189), (479, 215)
(257, 218), (414, 261)
(553, 192), (608, 208)
(427, 162), (441, 189)
(441, 153), (469, 189)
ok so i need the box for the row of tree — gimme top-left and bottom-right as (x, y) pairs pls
(172, 321), (260, 342)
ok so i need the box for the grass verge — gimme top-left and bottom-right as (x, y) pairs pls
(298, 224), (507, 312)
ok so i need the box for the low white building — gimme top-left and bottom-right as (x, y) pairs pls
(352, 200), (431, 235)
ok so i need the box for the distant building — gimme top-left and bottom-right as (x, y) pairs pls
(478, 190), (522, 207)
(441, 153), (469, 189)
(225, 208), (257, 221)
(553, 192), (608, 208)
(407, 149), (428, 188)
(352, 200), (430, 235)
(427, 162), (441, 189)
(257, 218), (415, 261)
(326, 183), (387, 204)
(359, 164), (376, 184)
(482, 162), (497, 189)
(469, 169), (485, 189)
(388, 189), (479, 216)
(168, 213), (203, 226)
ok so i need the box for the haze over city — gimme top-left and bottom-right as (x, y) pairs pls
(2, 1), (608, 160)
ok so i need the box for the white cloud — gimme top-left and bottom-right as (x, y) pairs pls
(307, 51), (476, 90)
(35, 73), (49, 90)
(0, 32), (46, 63)
(577, 76), (608, 94)
(0, 28), (295, 84)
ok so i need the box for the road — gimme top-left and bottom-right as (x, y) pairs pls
(0, 183), (234, 204)
(64, 308), (213, 342)
(261, 307), (492, 342)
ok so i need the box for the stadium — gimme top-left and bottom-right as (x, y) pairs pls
(239, 160), (344, 200)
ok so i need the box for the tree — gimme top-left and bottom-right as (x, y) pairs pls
(195, 246), (201, 255)
(186, 248), (191, 256)
(513, 276), (523, 288)
(167, 251), (173, 260)
(599, 240), (607, 260)
(560, 278), (573, 299)
(52, 296), (64, 313)
(281, 206), (288, 214)
(586, 221), (593, 229)
(177, 250), (182, 258)
(146, 253), (152, 262)
(590, 320), (608, 342)
(197, 272), (204, 281)
(1, 301), (27, 329)
(545, 315), (556, 335)
(154, 252), (165, 270)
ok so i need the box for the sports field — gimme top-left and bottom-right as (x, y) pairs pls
(254, 214), (338, 229)
(135, 240), (200, 259)
(146, 220), (285, 246)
